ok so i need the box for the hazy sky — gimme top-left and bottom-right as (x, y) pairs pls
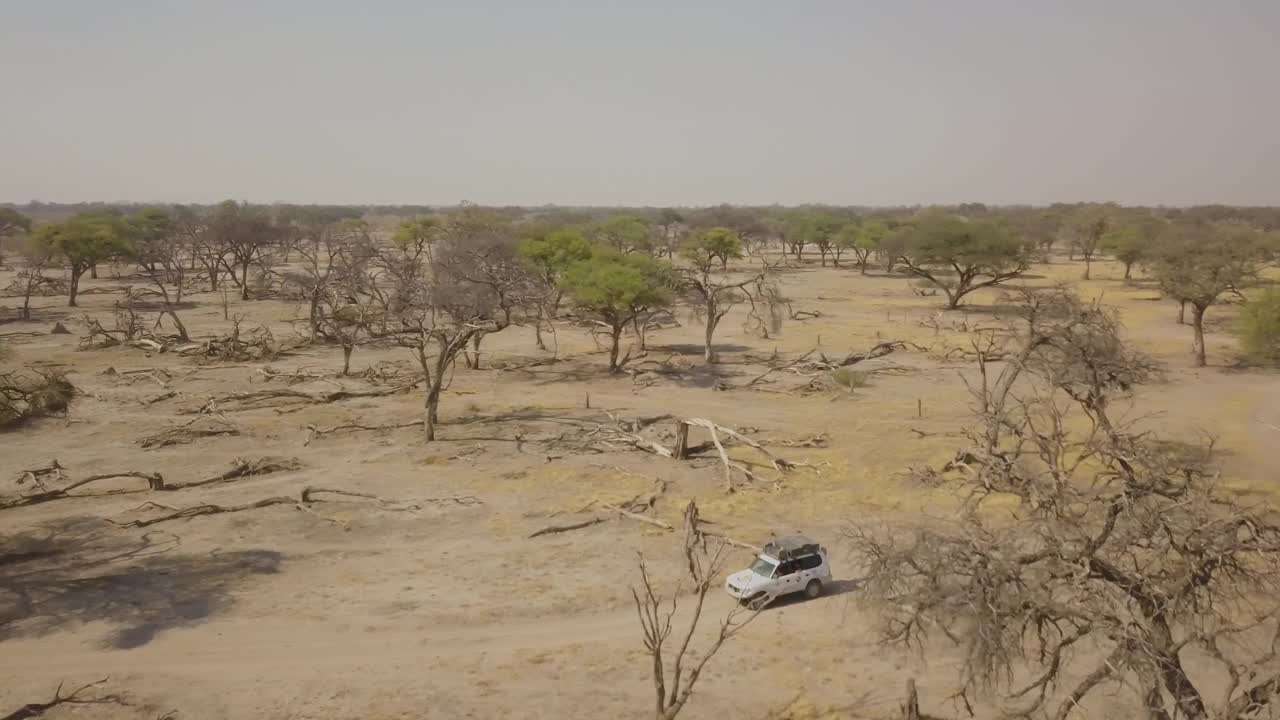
(2, 1), (1277, 206)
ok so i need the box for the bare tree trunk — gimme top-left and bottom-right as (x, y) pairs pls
(308, 292), (321, 343)
(240, 260), (252, 300)
(608, 326), (623, 373)
(1123, 261), (1133, 281)
(703, 315), (718, 364)
(68, 269), (82, 307)
(1177, 300), (1186, 325)
(90, 263), (98, 279)
(1082, 255), (1092, 280)
(534, 310), (547, 351)
(166, 309), (189, 341)
(1191, 304), (1207, 367)
(342, 344), (353, 375)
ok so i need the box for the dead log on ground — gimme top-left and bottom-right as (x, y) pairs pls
(208, 381), (420, 411)
(528, 517), (606, 538)
(303, 420), (423, 446)
(139, 424), (239, 449)
(111, 485), (480, 528)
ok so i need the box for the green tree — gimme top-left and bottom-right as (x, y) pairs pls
(1101, 214), (1165, 281)
(799, 212), (843, 267)
(885, 214), (1029, 309)
(560, 253), (673, 372)
(33, 213), (134, 306)
(590, 215), (654, 255)
(1238, 288), (1280, 363)
(517, 227), (596, 350)
(0, 207), (33, 265)
(1148, 222), (1264, 366)
(1069, 209), (1110, 279)
(837, 219), (889, 274)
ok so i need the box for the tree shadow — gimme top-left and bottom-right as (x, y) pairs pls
(0, 516), (281, 649)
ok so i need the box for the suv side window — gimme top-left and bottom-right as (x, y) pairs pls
(776, 561), (798, 577)
(798, 555), (823, 571)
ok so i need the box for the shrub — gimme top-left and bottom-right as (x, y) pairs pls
(1238, 287), (1280, 362)
(830, 368), (868, 392)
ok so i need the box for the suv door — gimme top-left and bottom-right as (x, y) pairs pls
(796, 553), (824, 585)
(774, 560), (800, 595)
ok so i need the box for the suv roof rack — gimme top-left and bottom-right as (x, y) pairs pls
(762, 534), (820, 561)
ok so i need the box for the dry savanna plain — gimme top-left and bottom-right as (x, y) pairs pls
(2, 249), (1279, 719)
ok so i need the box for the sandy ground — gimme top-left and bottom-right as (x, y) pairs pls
(1, 253), (1277, 719)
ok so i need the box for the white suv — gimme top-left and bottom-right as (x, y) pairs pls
(724, 535), (832, 609)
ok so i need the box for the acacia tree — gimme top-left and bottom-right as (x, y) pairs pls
(33, 213), (133, 307)
(799, 212), (843, 267)
(393, 221), (525, 441)
(886, 214), (1029, 309)
(1069, 210), (1109, 279)
(851, 288), (1280, 720)
(126, 208), (191, 340)
(1148, 222), (1264, 367)
(837, 219), (888, 274)
(1102, 214), (1165, 281)
(0, 207), (33, 266)
(591, 215), (654, 255)
(11, 235), (60, 320)
(560, 252), (673, 372)
(678, 227), (779, 363)
(653, 208), (685, 258)
(517, 227), (595, 351)
(206, 201), (285, 300)
(288, 217), (371, 343)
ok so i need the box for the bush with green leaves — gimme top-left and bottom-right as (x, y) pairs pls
(1238, 287), (1280, 363)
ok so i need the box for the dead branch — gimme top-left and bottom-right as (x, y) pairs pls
(140, 390), (177, 405)
(139, 424), (239, 449)
(528, 517), (606, 538)
(1, 678), (125, 720)
(208, 381), (420, 411)
(603, 503), (674, 530)
(303, 420), (422, 446)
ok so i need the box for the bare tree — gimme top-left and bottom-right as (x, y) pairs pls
(128, 208), (192, 340)
(392, 209), (528, 440)
(288, 217), (371, 343)
(206, 201), (286, 300)
(633, 502), (759, 720)
(8, 235), (61, 320)
(850, 287), (1280, 720)
(678, 227), (781, 363)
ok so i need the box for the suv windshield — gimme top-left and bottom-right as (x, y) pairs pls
(750, 557), (777, 578)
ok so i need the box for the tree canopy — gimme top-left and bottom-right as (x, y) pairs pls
(560, 252), (674, 371)
(1147, 221), (1265, 366)
(885, 213), (1029, 308)
(33, 212), (134, 306)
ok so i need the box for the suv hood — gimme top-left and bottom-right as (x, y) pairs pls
(727, 569), (766, 594)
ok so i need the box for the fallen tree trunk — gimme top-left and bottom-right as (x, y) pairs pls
(528, 517), (605, 538)
(1, 457), (301, 510)
(111, 485), (480, 528)
(211, 381), (420, 411)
